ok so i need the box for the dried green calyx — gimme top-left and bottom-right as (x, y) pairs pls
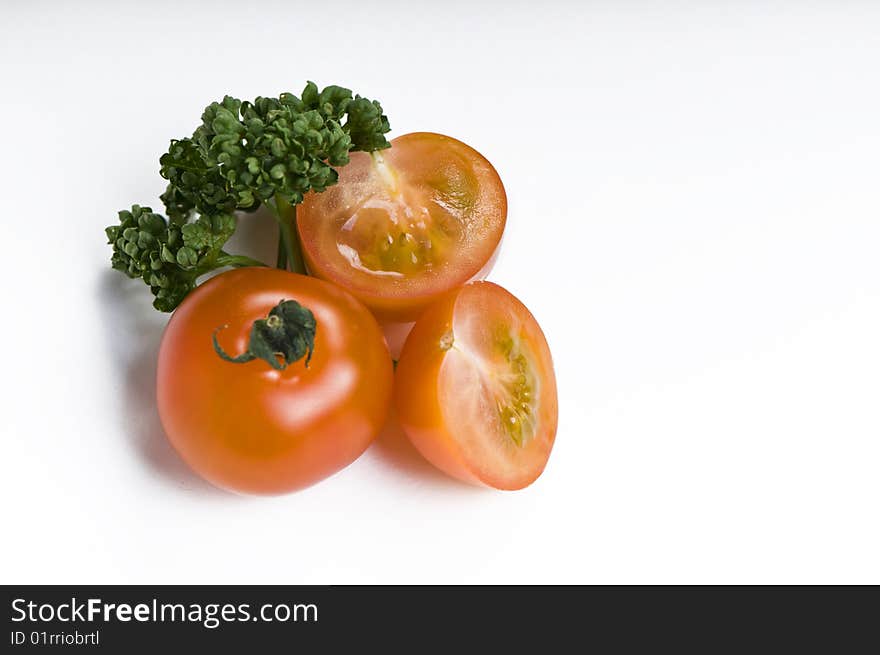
(213, 300), (316, 371)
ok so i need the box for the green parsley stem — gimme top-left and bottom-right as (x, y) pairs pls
(269, 194), (306, 275)
(214, 252), (268, 269)
(276, 234), (288, 270)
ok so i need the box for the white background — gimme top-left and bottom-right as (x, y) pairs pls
(2, 1), (878, 584)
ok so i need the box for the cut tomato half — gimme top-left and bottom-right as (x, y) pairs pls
(297, 132), (507, 322)
(394, 282), (558, 490)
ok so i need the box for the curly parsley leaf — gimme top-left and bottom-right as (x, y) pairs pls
(107, 82), (391, 312)
(159, 81), (391, 219)
(106, 205), (260, 312)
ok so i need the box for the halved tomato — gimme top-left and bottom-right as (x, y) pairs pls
(394, 282), (558, 490)
(297, 132), (507, 322)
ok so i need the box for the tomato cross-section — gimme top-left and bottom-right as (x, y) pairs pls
(298, 132), (507, 322)
(394, 282), (558, 490)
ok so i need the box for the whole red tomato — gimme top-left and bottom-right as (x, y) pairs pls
(157, 267), (393, 495)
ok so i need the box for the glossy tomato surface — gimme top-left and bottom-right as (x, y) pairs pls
(394, 282), (558, 490)
(298, 132), (507, 322)
(157, 267), (393, 495)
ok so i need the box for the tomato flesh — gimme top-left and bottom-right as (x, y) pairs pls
(298, 132), (507, 321)
(394, 282), (558, 490)
(156, 267), (393, 495)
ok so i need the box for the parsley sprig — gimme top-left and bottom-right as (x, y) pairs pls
(107, 205), (264, 312)
(106, 82), (390, 311)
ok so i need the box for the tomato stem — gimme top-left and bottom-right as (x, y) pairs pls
(269, 195), (306, 275)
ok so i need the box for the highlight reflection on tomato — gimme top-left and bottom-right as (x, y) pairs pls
(156, 267), (393, 495)
(298, 132), (507, 322)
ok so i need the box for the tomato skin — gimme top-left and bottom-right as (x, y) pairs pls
(392, 291), (481, 483)
(156, 267), (393, 495)
(394, 282), (558, 490)
(298, 132), (507, 322)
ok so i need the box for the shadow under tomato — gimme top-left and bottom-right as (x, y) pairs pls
(369, 411), (484, 492)
(96, 209), (285, 498)
(98, 270), (233, 498)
